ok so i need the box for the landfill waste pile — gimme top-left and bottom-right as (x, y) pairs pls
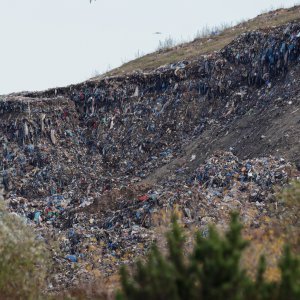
(1, 19), (300, 291)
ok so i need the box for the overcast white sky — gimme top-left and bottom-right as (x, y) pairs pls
(0, 0), (299, 94)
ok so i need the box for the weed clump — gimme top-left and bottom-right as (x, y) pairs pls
(0, 189), (47, 300)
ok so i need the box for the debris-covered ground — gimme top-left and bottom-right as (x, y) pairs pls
(1, 18), (300, 291)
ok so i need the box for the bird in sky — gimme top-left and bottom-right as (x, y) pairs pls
(153, 32), (163, 35)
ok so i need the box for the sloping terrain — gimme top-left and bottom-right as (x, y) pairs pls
(97, 5), (300, 77)
(0, 6), (300, 291)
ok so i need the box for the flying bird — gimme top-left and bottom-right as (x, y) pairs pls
(153, 32), (162, 35)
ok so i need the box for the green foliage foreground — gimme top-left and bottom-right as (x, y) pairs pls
(0, 194), (47, 300)
(118, 213), (300, 300)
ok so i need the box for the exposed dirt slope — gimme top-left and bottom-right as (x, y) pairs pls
(144, 65), (300, 185)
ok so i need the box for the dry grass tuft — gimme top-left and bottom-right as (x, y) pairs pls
(92, 5), (300, 78)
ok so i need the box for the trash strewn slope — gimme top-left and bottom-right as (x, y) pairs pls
(0, 12), (300, 291)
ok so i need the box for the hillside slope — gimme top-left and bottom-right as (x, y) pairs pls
(95, 5), (300, 77)
(1, 6), (300, 291)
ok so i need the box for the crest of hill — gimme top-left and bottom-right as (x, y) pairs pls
(92, 5), (300, 79)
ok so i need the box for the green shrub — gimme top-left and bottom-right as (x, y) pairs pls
(279, 181), (300, 226)
(118, 213), (300, 300)
(0, 190), (47, 300)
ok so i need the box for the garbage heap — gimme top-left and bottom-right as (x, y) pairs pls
(4, 148), (297, 289)
(21, 22), (300, 179)
(0, 22), (300, 290)
(0, 95), (107, 203)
